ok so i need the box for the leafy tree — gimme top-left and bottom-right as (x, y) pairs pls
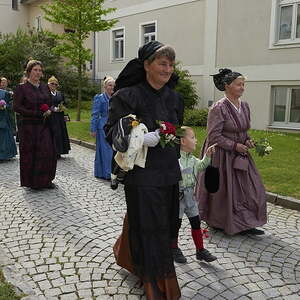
(0, 29), (98, 103)
(174, 63), (199, 109)
(0, 29), (61, 86)
(41, 0), (117, 121)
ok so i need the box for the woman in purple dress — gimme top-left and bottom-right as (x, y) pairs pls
(14, 60), (57, 189)
(196, 68), (267, 235)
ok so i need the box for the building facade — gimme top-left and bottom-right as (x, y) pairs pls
(96, 0), (300, 131)
(1, 0), (300, 130)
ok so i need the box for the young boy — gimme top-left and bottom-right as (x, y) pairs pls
(172, 126), (217, 263)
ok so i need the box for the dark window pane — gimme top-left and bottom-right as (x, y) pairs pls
(144, 24), (155, 34)
(297, 4), (300, 38)
(279, 5), (293, 40)
(290, 89), (300, 123)
(273, 87), (287, 122)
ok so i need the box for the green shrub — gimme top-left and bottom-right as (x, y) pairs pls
(174, 63), (199, 109)
(184, 108), (208, 126)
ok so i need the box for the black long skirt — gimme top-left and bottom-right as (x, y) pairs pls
(123, 184), (181, 299)
(51, 112), (71, 155)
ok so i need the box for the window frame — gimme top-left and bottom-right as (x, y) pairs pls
(271, 85), (300, 128)
(270, 0), (300, 48)
(139, 21), (157, 47)
(12, 0), (18, 10)
(110, 27), (125, 62)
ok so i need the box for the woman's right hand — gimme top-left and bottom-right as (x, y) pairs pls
(43, 110), (51, 118)
(236, 143), (248, 154)
(91, 132), (96, 138)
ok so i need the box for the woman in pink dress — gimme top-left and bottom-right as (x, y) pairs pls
(196, 68), (267, 235)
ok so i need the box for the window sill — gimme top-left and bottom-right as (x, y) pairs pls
(268, 125), (300, 131)
(269, 42), (300, 50)
(111, 59), (125, 63)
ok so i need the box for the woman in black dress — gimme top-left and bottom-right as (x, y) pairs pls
(48, 76), (71, 158)
(105, 41), (184, 300)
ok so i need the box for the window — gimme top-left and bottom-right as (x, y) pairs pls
(12, 0), (18, 10)
(276, 0), (300, 44)
(112, 28), (124, 60)
(140, 21), (157, 45)
(271, 86), (300, 127)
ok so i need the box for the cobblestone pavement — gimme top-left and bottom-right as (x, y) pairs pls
(0, 144), (300, 300)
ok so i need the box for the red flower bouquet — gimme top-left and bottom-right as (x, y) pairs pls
(40, 104), (49, 112)
(157, 121), (184, 148)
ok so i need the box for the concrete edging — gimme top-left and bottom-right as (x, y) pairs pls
(70, 138), (300, 212)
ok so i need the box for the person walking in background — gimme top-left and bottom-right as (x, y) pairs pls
(1, 77), (16, 135)
(13, 60), (57, 189)
(105, 41), (184, 300)
(90, 76), (115, 180)
(48, 76), (71, 158)
(196, 68), (267, 235)
(0, 88), (17, 161)
(172, 126), (217, 264)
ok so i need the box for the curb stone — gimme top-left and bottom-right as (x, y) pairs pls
(70, 138), (300, 212)
(0, 249), (38, 299)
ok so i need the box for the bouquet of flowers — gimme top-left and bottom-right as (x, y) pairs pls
(254, 138), (273, 157)
(157, 121), (184, 148)
(40, 104), (49, 113)
(40, 104), (50, 120)
(0, 99), (6, 110)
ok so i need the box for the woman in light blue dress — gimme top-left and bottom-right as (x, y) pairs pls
(0, 88), (17, 160)
(90, 77), (115, 179)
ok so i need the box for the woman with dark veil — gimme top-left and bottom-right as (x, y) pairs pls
(105, 41), (184, 299)
(196, 68), (267, 235)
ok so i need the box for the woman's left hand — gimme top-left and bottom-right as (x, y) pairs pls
(245, 139), (255, 148)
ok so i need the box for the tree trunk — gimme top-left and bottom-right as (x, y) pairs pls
(76, 64), (82, 121)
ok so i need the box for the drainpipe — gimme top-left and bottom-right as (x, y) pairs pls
(92, 32), (96, 81)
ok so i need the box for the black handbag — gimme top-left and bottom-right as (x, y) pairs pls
(204, 161), (220, 194)
(112, 115), (135, 153)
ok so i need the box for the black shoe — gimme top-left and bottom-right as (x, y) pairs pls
(240, 228), (265, 235)
(172, 248), (187, 264)
(111, 178), (118, 190)
(196, 249), (217, 262)
(46, 183), (56, 189)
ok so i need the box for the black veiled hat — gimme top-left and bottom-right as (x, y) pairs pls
(114, 41), (178, 92)
(138, 40), (164, 61)
(211, 68), (243, 91)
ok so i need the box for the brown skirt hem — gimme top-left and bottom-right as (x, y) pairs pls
(113, 214), (181, 300)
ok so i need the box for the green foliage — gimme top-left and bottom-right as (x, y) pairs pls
(0, 29), (61, 86)
(174, 63), (199, 109)
(184, 109), (208, 126)
(41, 0), (118, 120)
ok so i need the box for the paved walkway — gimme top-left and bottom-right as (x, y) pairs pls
(0, 144), (300, 300)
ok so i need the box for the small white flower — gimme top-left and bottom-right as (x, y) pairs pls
(265, 146), (273, 152)
(161, 124), (167, 130)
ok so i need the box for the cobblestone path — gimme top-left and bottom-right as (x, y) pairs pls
(0, 144), (299, 300)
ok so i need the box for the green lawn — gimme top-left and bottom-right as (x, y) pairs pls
(67, 108), (300, 199)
